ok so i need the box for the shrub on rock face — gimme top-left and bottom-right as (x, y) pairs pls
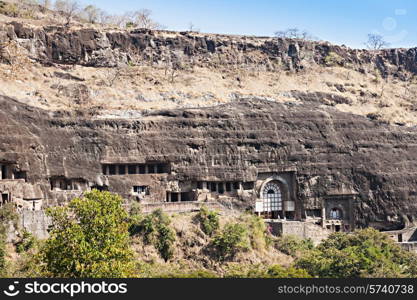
(224, 263), (310, 278)
(275, 235), (314, 257)
(295, 228), (417, 278)
(266, 265), (311, 278)
(15, 230), (36, 253)
(245, 215), (273, 250)
(324, 51), (343, 67)
(0, 237), (6, 277)
(40, 190), (135, 278)
(212, 223), (250, 260)
(137, 209), (176, 262)
(196, 206), (219, 236)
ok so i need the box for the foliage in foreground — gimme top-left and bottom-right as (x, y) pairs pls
(196, 206), (220, 236)
(295, 228), (417, 278)
(212, 222), (250, 260)
(275, 235), (314, 257)
(40, 190), (135, 278)
(133, 209), (176, 262)
(3, 191), (417, 279)
(0, 203), (19, 277)
(224, 263), (311, 278)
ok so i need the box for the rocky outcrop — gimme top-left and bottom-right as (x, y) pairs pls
(1, 94), (417, 230)
(0, 22), (416, 78)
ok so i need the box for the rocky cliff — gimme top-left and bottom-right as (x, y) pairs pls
(1, 21), (416, 77)
(1, 94), (417, 230)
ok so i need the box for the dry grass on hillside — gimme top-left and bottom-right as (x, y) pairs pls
(1, 51), (417, 125)
(130, 211), (292, 277)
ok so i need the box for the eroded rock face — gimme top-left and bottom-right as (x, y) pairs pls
(0, 22), (416, 78)
(1, 95), (417, 230)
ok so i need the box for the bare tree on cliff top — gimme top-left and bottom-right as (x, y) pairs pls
(133, 9), (163, 30)
(54, 0), (80, 26)
(83, 4), (100, 24)
(365, 34), (390, 50)
(274, 28), (314, 40)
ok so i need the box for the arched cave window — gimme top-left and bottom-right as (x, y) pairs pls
(261, 182), (282, 212)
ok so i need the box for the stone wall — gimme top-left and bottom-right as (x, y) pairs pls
(267, 220), (331, 245)
(20, 209), (50, 239)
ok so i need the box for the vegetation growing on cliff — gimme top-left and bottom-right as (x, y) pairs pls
(196, 206), (220, 236)
(40, 190), (135, 277)
(1, 191), (417, 278)
(295, 228), (417, 278)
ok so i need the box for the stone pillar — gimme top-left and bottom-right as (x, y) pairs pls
(215, 183), (218, 193)
(167, 192), (171, 202)
(322, 207), (326, 228)
(136, 165), (140, 174)
(238, 182), (242, 191)
(202, 182), (207, 190)
(115, 165), (119, 175)
(145, 165), (149, 174)
(105, 165), (109, 175)
(178, 193), (182, 202)
(0, 164), (2, 180)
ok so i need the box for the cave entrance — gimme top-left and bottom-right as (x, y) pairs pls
(1, 193), (10, 205)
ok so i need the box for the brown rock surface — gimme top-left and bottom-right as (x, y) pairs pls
(1, 94), (417, 230)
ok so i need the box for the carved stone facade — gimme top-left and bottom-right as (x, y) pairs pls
(2, 95), (417, 239)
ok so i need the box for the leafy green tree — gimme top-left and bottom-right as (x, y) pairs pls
(212, 223), (250, 260)
(40, 190), (135, 278)
(15, 230), (36, 253)
(266, 265), (311, 278)
(135, 209), (176, 261)
(245, 215), (272, 250)
(275, 235), (314, 257)
(295, 228), (417, 278)
(196, 206), (219, 236)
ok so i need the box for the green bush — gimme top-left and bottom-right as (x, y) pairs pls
(295, 228), (417, 278)
(15, 230), (36, 253)
(245, 215), (272, 250)
(224, 263), (310, 278)
(212, 223), (249, 260)
(161, 269), (218, 278)
(275, 235), (314, 257)
(128, 202), (143, 235)
(324, 52), (342, 67)
(196, 206), (219, 236)
(0, 203), (19, 236)
(40, 190), (135, 278)
(0, 236), (6, 277)
(224, 263), (268, 278)
(137, 209), (176, 261)
(266, 265), (311, 278)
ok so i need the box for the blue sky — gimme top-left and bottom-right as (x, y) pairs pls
(79, 0), (417, 48)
